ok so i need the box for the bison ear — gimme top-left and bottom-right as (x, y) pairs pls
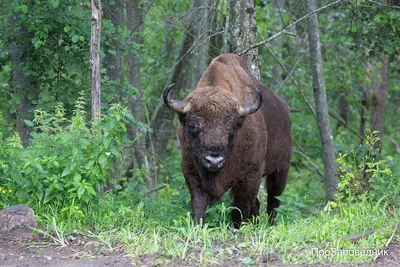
(163, 83), (191, 114)
(238, 88), (263, 117)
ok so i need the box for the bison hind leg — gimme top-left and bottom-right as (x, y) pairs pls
(265, 169), (288, 226)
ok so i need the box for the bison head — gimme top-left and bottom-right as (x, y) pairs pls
(164, 84), (262, 174)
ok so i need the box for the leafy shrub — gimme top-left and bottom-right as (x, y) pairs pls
(0, 93), (148, 208)
(337, 131), (399, 204)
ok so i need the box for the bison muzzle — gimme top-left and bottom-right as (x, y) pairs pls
(164, 54), (292, 227)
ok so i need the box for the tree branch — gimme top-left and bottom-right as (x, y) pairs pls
(267, 46), (317, 118)
(367, 0), (400, 10)
(238, 0), (345, 55)
(150, 31), (197, 124)
(275, 51), (304, 94)
(267, 45), (365, 147)
(144, 147), (175, 177)
(147, 185), (167, 194)
(328, 109), (362, 140)
(386, 136), (400, 154)
(293, 138), (325, 182)
(190, 30), (224, 55)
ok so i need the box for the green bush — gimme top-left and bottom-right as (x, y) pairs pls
(0, 94), (147, 208)
(337, 131), (399, 204)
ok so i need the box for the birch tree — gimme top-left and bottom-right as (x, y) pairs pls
(228, 0), (260, 79)
(90, 0), (102, 123)
(306, 0), (337, 202)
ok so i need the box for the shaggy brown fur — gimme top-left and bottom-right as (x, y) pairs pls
(170, 54), (292, 227)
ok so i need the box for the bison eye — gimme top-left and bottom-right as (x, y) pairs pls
(188, 124), (199, 135)
(235, 117), (245, 129)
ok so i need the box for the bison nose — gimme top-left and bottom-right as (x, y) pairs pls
(202, 153), (226, 172)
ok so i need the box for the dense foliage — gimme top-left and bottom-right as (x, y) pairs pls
(0, 95), (150, 207)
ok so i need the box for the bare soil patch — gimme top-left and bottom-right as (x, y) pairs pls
(0, 228), (132, 267)
(0, 228), (398, 267)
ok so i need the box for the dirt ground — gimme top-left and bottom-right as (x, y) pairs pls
(0, 228), (399, 267)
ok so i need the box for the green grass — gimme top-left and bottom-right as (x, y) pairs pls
(33, 192), (399, 265)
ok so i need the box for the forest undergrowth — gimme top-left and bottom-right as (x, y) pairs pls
(0, 101), (399, 265)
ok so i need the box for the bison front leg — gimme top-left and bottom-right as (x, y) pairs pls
(190, 186), (208, 224)
(184, 172), (208, 224)
(231, 181), (261, 228)
(182, 158), (208, 224)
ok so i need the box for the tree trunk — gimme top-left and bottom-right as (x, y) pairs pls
(208, 0), (222, 62)
(188, 0), (215, 89)
(336, 48), (350, 132)
(126, 0), (153, 189)
(370, 55), (390, 151)
(90, 0), (102, 123)
(306, 0), (337, 202)
(359, 60), (371, 145)
(270, 0), (285, 87)
(337, 93), (350, 130)
(150, 0), (214, 162)
(103, 0), (124, 101)
(102, 0), (126, 189)
(11, 12), (37, 147)
(151, 23), (194, 160)
(229, 0), (260, 79)
(103, 0), (153, 190)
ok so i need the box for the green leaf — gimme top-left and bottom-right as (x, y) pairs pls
(23, 161), (31, 169)
(32, 175), (39, 186)
(53, 0), (59, 8)
(61, 165), (71, 177)
(77, 186), (85, 198)
(34, 40), (41, 49)
(64, 26), (70, 33)
(44, 193), (54, 204)
(72, 147), (78, 157)
(20, 5), (28, 14)
(114, 184), (122, 190)
(98, 154), (107, 169)
(24, 120), (34, 127)
(87, 186), (96, 196)
(36, 190), (43, 201)
(85, 159), (95, 170)
(79, 36), (84, 41)
(103, 137), (111, 149)
(73, 173), (81, 183)
(72, 35), (79, 43)
(32, 161), (45, 173)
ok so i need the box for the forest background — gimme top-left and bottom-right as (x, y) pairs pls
(0, 0), (399, 265)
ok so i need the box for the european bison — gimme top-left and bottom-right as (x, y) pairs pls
(164, 54), (292, 227)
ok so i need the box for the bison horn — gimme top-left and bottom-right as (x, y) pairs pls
(238, 88), (263, 117)
(163, 83), (191, 114)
